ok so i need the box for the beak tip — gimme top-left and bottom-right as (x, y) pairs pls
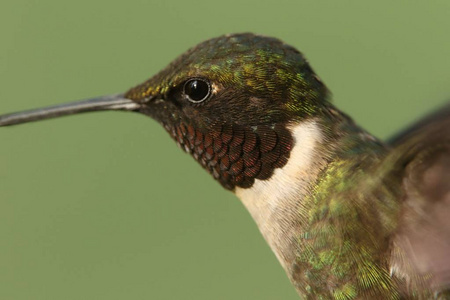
(0, 94), (141, 127)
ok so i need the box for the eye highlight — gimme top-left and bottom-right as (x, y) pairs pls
(183, 78), (211, 103)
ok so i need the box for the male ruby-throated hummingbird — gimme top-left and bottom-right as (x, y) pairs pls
(1, 33), (450, 299)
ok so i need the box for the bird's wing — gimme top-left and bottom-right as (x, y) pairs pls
(386, 102), (450, 295)
(388, 102), (450, 146)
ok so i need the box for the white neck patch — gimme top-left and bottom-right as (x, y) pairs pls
(235, 120), (324, 272)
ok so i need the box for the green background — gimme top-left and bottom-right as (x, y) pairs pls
(1, 1), (450, 299)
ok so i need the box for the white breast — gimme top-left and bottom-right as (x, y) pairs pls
(235, 120), (324, 272)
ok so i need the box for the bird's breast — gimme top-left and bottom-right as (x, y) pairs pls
(235, 120), (327, 273)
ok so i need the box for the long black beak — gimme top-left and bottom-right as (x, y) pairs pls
(0, 94), (141, 126)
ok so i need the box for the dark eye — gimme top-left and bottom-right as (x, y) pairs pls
(183, 79), (211, 103)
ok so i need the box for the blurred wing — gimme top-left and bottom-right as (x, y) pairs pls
(388, 102), (450, 146)
(387, 102), (450, 294)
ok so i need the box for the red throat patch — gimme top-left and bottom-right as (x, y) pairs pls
(166, 122), (293, 190)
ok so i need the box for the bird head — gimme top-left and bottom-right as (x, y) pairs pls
(0, 33), (330, 189)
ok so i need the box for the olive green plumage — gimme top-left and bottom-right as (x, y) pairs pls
(126, 34), (328, 123)
(285, 104), (450, 299)
(291, 113), (400, 299)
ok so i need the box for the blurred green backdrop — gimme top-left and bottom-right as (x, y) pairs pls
(1, 1), (450, 299)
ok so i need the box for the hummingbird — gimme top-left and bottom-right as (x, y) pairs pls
(1, 33), (449, 299)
